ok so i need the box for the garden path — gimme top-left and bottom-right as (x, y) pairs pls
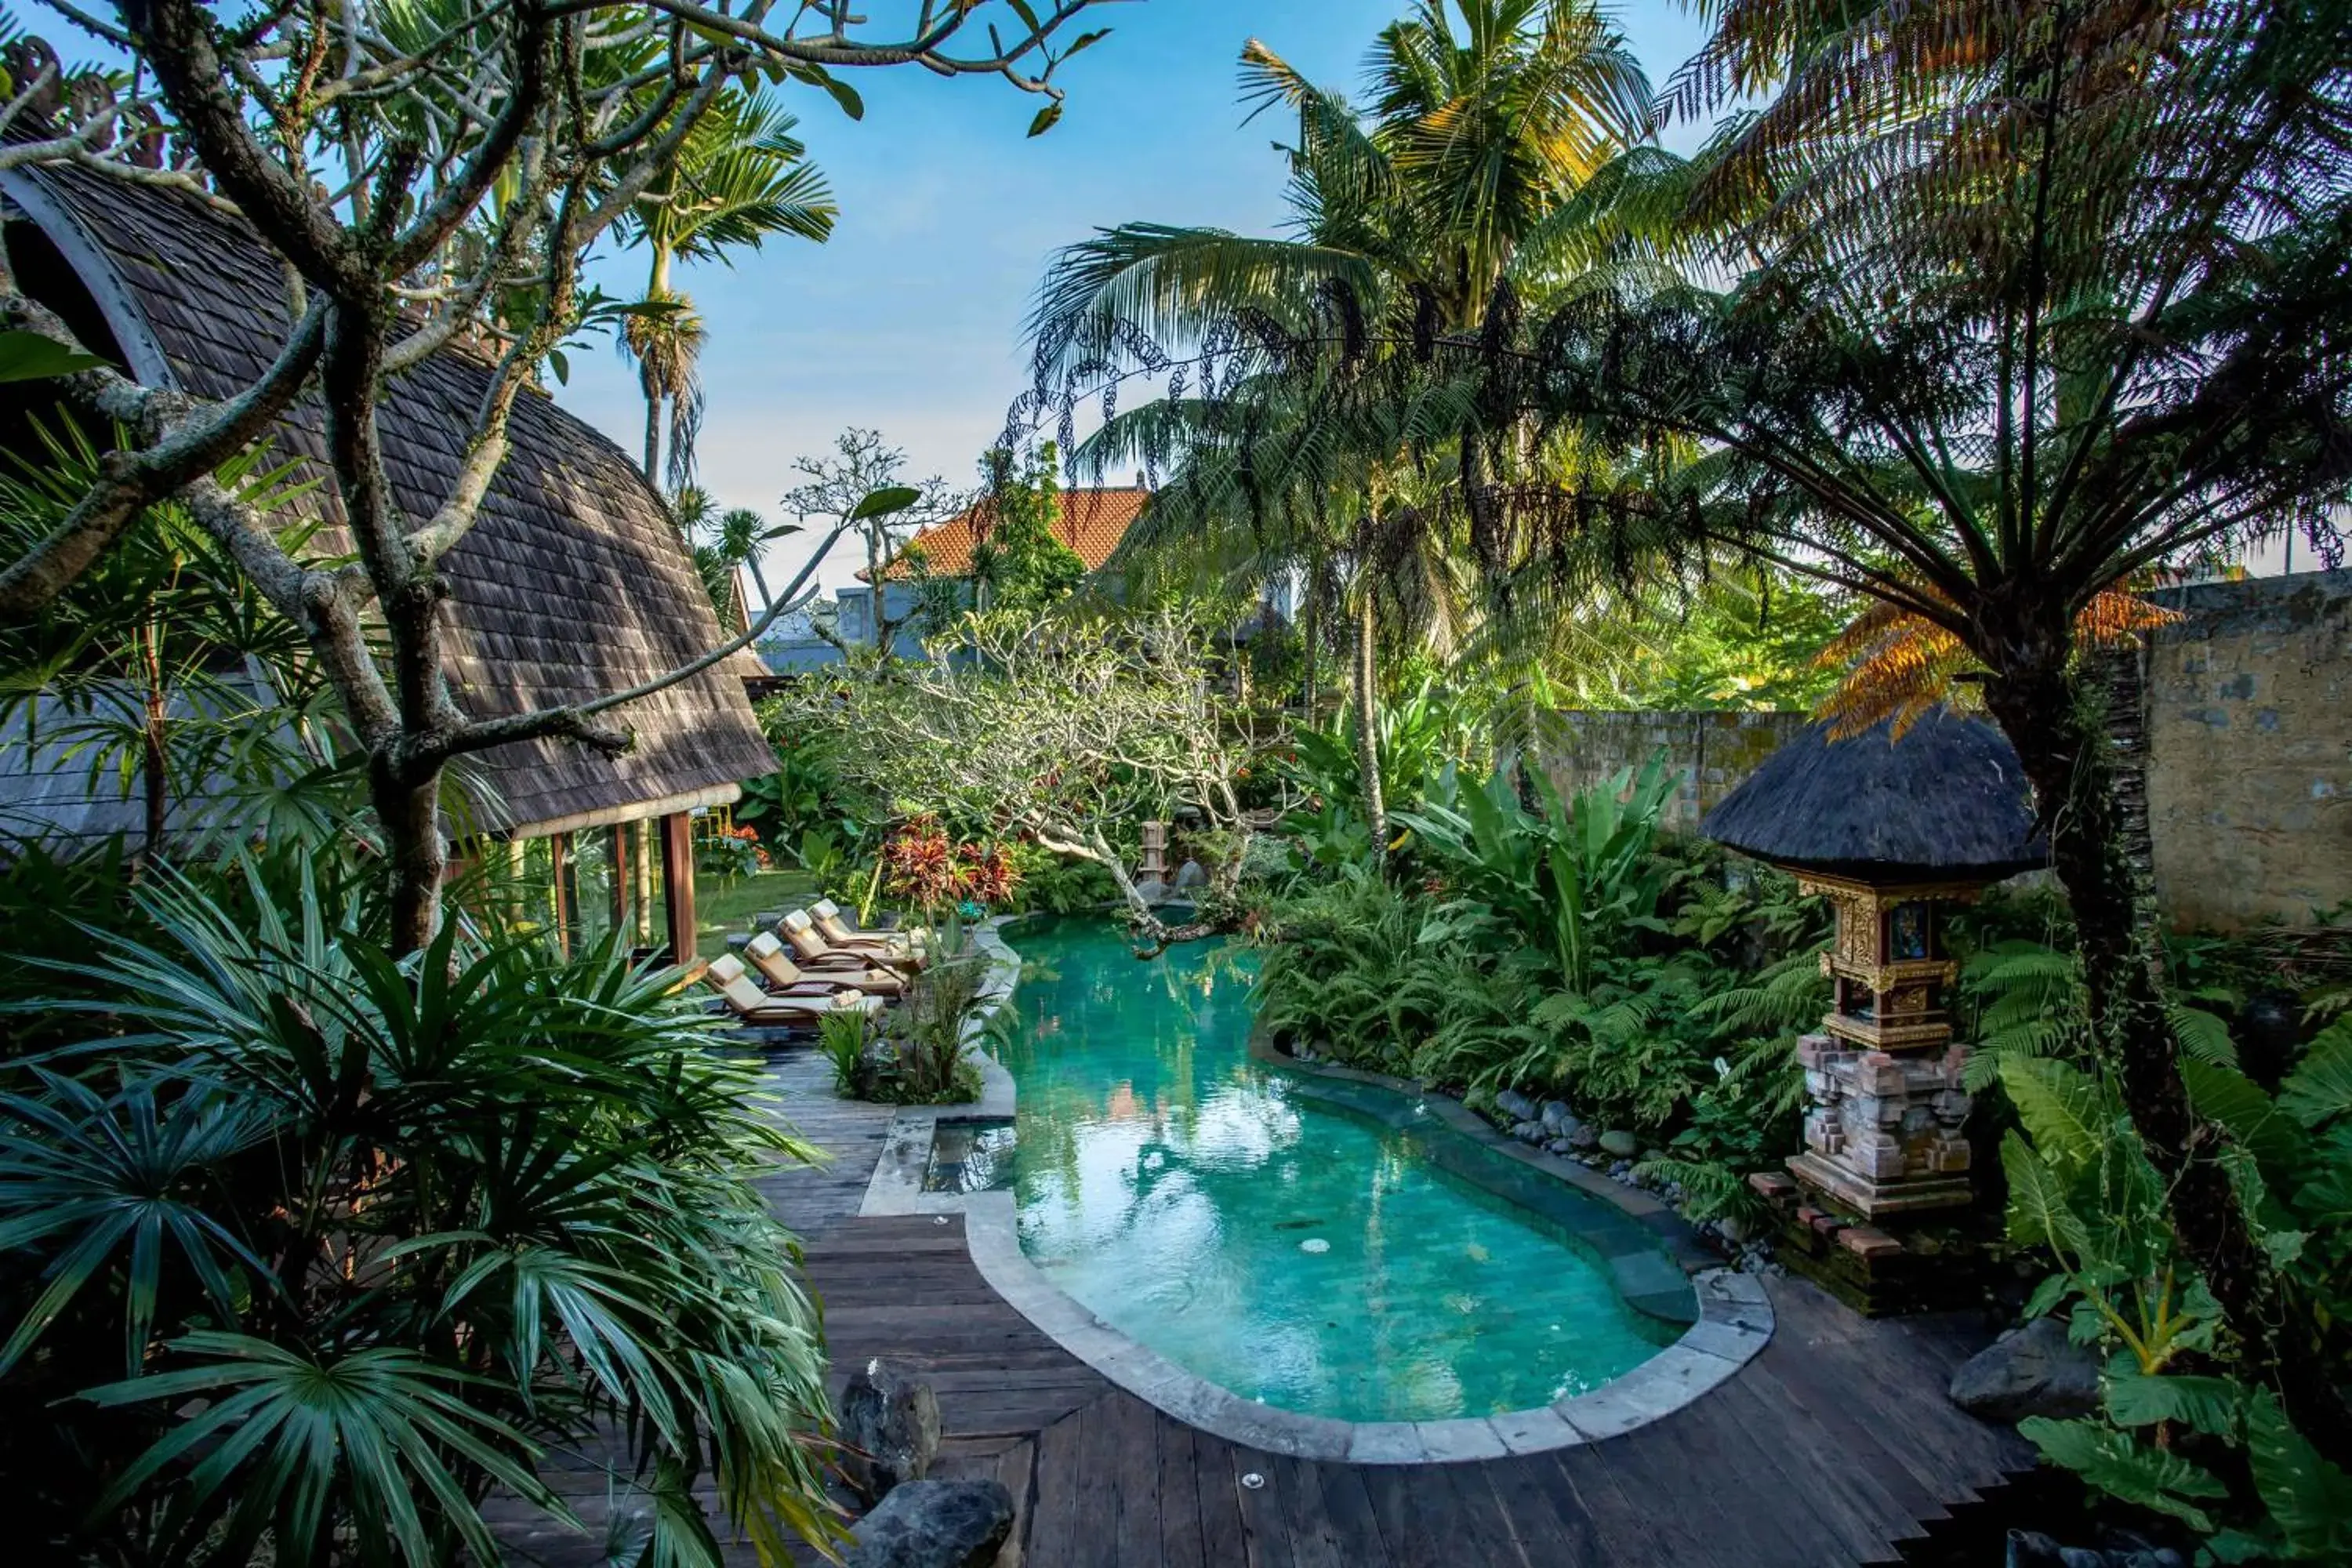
(492, 1047), (2040, 1566)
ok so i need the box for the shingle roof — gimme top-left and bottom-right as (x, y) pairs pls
(1700, 709), (2049, 877)
(5, 165), (773, 837)
(871, 487), (1149, 581)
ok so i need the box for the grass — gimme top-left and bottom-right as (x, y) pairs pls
(693, 869), (820, 959)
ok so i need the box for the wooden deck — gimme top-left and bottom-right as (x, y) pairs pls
(497, 1048), (2039, 1567)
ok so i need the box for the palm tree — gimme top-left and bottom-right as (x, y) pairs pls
(1503, 0), (2352, 1457)
(621, 91), (836, 488)
(1025, 0), (1655, 858)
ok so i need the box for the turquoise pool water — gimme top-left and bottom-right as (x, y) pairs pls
(993, 916), (1679, 1424)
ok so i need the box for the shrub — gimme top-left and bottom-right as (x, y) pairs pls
(0, 859), (838, 1566)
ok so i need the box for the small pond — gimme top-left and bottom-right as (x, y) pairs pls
(991, 916), (1682, 1424)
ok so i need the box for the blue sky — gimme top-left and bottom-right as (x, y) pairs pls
(554, 1), (1717, 593)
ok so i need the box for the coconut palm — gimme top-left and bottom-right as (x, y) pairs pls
(1026, 0), (1655, 858)
(620, 91), (837, 488)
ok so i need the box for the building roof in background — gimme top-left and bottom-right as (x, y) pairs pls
(3, 165), (773, 838)
(1700, 709), (2049, 878)
(869, 486), (1149, 582)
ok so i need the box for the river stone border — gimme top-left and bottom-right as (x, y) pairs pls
(852, 920), (1774, 1462)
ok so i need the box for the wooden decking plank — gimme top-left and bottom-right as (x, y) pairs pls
(1440, 1460), (1534, 1568)
(1109, 1393), (1165, 1566)
(1230, 1444), (1299, 1568)
(1155, 1413), (1209, 1568)
(1359, 1456), (1452, 1568)
(993, 1436), (1037, 1564)
(1480, 1450), (1605, 1566)
(1026, 1402), (1086, 1566)
(1301, 1456), (1392, 1566)
(1707, 1370), (1922, 1562)
(1069, 1394), (1123, 1568)
(1192, 1430), (1253, 1568)
(1565, 1436), (1733, 1568)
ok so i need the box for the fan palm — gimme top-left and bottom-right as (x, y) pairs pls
(619, 91), (836, 488)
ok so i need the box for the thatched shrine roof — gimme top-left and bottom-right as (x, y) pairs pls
(0, 165), (772, 838)
(1700, 709), (2048, 879)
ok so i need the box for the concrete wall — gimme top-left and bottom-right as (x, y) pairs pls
(1537, 710), (1812, 833)
(1536, 570), (2352, 931)
(2144, 570), (2352, 930)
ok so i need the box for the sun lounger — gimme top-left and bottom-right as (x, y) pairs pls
(810, 898), (927, 960)
(701, 954), (879, 1025)
(781, 909), (921, 973)
(746, 931), (906, 998)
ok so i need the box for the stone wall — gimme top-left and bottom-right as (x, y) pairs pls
(1537, 710), (1812, 833)
(2143, 569), (2352, 931)
(1538, 570), (2352, 931)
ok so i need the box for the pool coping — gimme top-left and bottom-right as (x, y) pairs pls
(854, 919), (1775, 1463)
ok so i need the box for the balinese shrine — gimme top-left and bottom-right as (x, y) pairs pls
(1702, 710), (2045, 1294)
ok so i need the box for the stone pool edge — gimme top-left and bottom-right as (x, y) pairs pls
(853, 919), (1776, 1465)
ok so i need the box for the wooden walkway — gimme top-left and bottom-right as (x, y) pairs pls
(496, 1047), (2038, 1567)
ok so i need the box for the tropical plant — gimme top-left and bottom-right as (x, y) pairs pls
(779, 429), (959, 657)
(1483, 0), (2352, 1454)
(0, 2), (1118, 956)
(768, 604), (1253, 942)
(1022, 0), (1660, 864)
(845, 919), (991, 1105)
(967, 443), (1084, 614)
(619, 90), (835, 488)
(1400, 750), (1675, 992)
(0, 860), (838, 1566)
(1998, 1035), (2352, 1559)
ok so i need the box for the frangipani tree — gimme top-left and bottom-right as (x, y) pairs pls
(771, 606), (1252, 943)
(0, 0), (1118, 954)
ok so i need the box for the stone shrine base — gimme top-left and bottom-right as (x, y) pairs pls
(1748, 1171), (2005, 1319)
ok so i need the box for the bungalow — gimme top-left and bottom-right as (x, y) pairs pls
(0, 165), (773, 960)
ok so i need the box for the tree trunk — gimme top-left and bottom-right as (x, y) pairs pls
(1298, 572), (1318, 720)
(868, 523), (889, 655)
(375, 755), (447, 956)
(1982, 662), (2352, 1468)
(139, 622), (167, 869)
(643, 392), (662, 488)
(1353, 588), (1387, 873)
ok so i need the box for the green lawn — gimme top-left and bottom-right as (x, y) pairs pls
(691, 869), (819, 958)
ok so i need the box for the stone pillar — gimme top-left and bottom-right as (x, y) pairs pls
(1788, 1033), (1973, 1218)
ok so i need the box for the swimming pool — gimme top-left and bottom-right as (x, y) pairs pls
(991, 916), (1685, 1425)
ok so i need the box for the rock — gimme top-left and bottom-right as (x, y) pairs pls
(1716, 1214), (1750, 1245)
(2003, 1531), (2174, 1568)
(1174, 858), (1207, 890)
(1133, 877), (1172, 905)
(1565, 1121), (1599, 1152)
(1495, 1089), (1539, 1123)
(845, 1479), (1014, 1568)
(1951, 1318), (2101, 1425)
(1599, 1129), (1639, 1159)
(1512, 1120), (1546, 1144)
(1540, 1099), (1573, 1130)
(1544, 1138), (1574, 1156)
(840, 1359), (942, 1506)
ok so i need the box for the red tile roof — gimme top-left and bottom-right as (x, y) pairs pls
(869, 487), (1150, 582)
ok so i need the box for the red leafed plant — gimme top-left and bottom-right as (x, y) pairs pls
(880, 817), (1022, 912)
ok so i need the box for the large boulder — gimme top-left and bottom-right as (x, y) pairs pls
(840, 1360), (942, 1507)
(1950, 1318), (2101, 1425)
(845, 1479), (1014, 1568)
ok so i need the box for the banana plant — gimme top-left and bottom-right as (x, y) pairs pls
(1399, 748), (1673, 992)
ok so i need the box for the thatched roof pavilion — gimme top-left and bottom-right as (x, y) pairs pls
(0, 165), (773, 956)
(1700, 709), (2046, 879)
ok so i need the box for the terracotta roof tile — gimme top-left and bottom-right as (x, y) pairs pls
(873, 487), (1149, 581)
